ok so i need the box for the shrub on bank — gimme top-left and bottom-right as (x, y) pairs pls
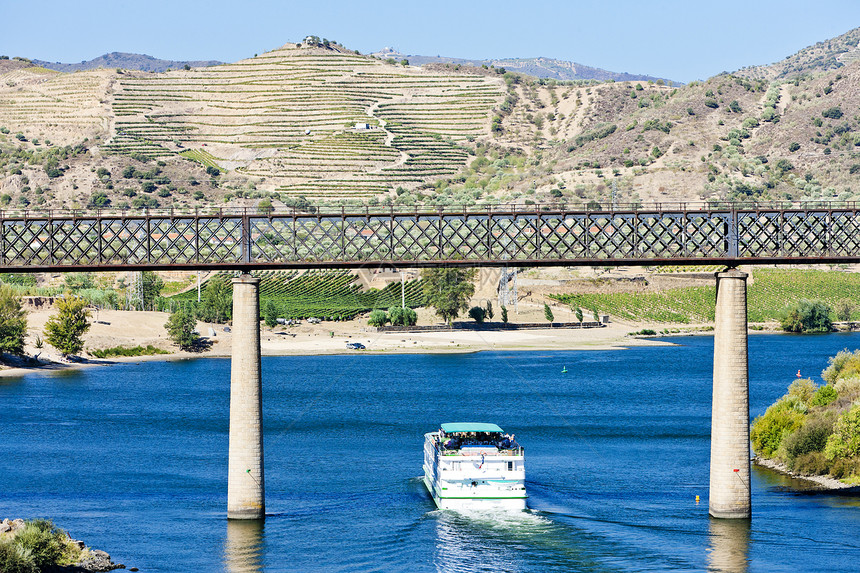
(0, 519), (83, 572)
(751, 349), (860, 482)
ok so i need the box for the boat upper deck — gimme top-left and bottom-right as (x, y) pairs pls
(429, 426), (524, 457)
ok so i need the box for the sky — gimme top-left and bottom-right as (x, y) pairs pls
(2, 1), (859, 83)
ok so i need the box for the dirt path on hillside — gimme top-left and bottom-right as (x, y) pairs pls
(366, 100), (410, 171)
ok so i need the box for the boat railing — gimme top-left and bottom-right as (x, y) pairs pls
(434, 437), (523, 457)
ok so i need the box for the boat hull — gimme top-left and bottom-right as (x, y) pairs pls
(424, 474), (528, 510)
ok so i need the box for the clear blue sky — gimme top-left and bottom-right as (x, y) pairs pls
(2, 1), (858, 83)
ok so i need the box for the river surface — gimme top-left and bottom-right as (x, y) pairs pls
(3, 333), (860, 572)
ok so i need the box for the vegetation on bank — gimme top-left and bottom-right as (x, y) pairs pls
(0, 519), (88, 572)
(87, 344), (169, 358)
(551, 268), (860, 325)
(751, 349), (860, 482)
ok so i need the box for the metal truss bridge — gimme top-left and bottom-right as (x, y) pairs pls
(0, 203), (858, 272)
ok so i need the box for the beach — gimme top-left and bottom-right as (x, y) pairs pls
(0, 303), (678, 378)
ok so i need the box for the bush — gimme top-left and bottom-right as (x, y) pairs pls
(751, 398), (806, 456)
(835, 299), (854, 322)
(824, 405), (860, 460)
(822, 107), (843, 119)
(788, 142), (800, 152)
(822, 349), (860, 384)
(89, 345), (168, 358)
(811, 384), (838, 407)
(829, 457), (860, 479)
(789, 451), (829, 475)
(368, 310), (388, 327)
(0, 541), (38, 573)
(14, 519), (66, 571)
(388, 306), (417, 326)
(784, 414), (834, 461)
(0, 285), (27, 355)
(468, 306), (486, 323)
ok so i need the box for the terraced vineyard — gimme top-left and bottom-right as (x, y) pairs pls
(165, 269), (424, 321)
(106, 45), (504, 198)
(551, 268), (860, 324)
(0, 67), (112, 145)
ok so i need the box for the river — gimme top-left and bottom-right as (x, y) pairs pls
(2, 333), (860, 571)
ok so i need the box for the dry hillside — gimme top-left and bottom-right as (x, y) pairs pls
(0, 29), (858, 211)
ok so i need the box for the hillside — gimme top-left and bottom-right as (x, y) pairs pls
(31, 52), (223, 73)
(373, 49), (673, 83)
(0, 29), (857, 212)
(736, 27), (860, 81)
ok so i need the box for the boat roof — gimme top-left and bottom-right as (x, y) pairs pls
(441, 422), (504, 434)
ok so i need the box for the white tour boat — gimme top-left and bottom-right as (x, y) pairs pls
(423, 422), (527, 510)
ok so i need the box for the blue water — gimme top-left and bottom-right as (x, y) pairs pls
(3, 333), (860, 572)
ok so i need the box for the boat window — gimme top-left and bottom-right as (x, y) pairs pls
(507, 461), (513, 471)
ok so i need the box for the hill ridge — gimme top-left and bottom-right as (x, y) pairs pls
(31, 52), (223, 73)
(372, 48), (674, 83)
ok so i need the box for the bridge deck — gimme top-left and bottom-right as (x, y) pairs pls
(0, 204), (857, 271)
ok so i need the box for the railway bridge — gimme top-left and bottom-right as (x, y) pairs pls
(5, 201), (860, 521)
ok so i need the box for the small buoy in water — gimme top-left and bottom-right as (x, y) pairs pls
(561, 366), (568, 373)
(797, 369), (802, 378)
(695, 495), (700, 504)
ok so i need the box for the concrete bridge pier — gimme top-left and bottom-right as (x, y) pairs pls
(227, 274), (265, 520)
(709, 269), (751, 519)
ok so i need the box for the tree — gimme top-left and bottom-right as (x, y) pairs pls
(780, 299), (832, 333)
(368, 310), (388, 327)
(575, 307), (584, 323)
(468, 306), (486, 323)
(45, 295), (91, 356)
(421, 267), (477, 324)
(501, 305), (508, 323)
(141, 271), (163, 309)
(165, 307), (199, 349)
(544, 303), (554, 322)
(196, 277), (231, 323)
(592, 307), (600, 322)
(263, 300), (279, 328)
(258, 198), (274, 214)
(484, 300), (494, 320)
(835, 299), (854, 322)
(89, 191), (110, 208)
(0, 285), (27, 355)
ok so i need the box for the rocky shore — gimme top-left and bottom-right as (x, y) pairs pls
(753, 456), (854, 490)
(0, 518), (133, 572)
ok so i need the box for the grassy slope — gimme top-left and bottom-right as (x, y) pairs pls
(551, 268), (860, 324)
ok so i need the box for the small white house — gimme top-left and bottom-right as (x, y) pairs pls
(355, 122), (371, 130)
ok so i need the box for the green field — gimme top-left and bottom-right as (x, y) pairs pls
(165, 269), (424, 321)
(550, 268), (860, 324)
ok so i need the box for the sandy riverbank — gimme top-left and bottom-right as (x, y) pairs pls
(0, 304), (677, 378)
